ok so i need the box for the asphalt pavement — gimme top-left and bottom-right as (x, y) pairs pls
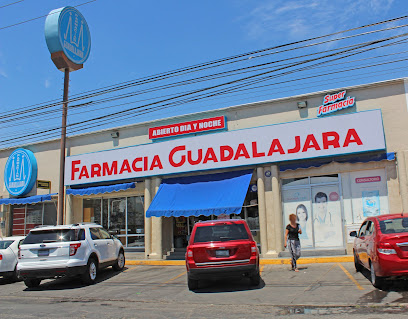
(1, 263), (408, 318)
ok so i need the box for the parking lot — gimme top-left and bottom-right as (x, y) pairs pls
(1, 262), (408, 318)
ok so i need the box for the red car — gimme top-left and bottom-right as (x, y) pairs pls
(351, 214), (408, 288)
(185, 219), (260, 290)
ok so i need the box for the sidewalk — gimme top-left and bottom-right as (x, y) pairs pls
(124, 253), (353, 266)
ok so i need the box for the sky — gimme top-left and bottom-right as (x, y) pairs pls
(0, 0), (407, 146)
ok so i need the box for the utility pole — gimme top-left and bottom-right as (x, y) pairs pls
(57, 68), (70, 225)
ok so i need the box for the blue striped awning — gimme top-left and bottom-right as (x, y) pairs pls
(66, 182), (136, 196)
(0, 193), (57, 205)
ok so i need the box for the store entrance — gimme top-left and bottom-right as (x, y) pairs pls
(173, 216), (212, 248)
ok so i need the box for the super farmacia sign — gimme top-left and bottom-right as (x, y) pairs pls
(65, 110), (385, 186)
(317, 90), (356, 117)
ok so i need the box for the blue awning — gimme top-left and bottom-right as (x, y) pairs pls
(66, 182), (136, 196)
(279, 152), (395, 172)
(0, 193), (57, 205)
(146, 170), (253, 218)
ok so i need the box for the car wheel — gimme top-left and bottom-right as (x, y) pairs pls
(82, 258), (98, 285)
(24, 278), (41, 288)
(187, 277), (199, 290)
(113, 250), (125, 271)
(354, 252), (363, 272)
(249, 271), (261, 286)
(370, 262), (385, 289)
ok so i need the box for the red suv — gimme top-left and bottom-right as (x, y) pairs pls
(352, 214), (408, 288)
(185, 219), (260, 290)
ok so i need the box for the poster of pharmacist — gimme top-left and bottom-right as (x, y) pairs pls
(312, 186), (343, 248)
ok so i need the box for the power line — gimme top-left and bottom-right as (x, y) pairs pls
(2, 14), (408, 118)
(0, 0), (23, 9)
(0, 0), (96, 31)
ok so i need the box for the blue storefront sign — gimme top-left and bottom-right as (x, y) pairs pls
(4, 149), (38, 196)
(44, 6), (91, 65)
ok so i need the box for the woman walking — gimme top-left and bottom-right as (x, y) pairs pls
(284, 214), (302, 272)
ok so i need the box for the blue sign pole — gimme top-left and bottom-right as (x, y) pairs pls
(44, 6), (91, 224)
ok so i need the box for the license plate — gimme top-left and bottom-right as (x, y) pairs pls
(216, 250), (229, 257)
(38, 249), (49, 257)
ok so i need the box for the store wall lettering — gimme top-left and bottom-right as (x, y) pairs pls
(65, 110), (385, 186)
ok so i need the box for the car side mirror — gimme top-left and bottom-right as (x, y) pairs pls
(349, 231), (357, 237)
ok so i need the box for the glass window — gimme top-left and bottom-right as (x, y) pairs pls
(90, 228), (102, 240)
(193, 224), (249, 243)
(99, 228), (111, 239)
(379, 218), (408, 234)
(83, 199), (101, 224)
(358, 222), (367, 237)
(282, 177), (309, 187)
(310, 174), (339, 184)
(0, 240), (14, 249)
(82, 196), (145, 248)
(25, 203), (42, 233)
(43, 202), (57, 226)
(365, 221), (374, 235)
(127, 197), (144, 235)
(23, 229), (77, 244)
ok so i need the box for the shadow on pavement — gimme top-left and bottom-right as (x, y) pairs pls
(192, 277), (265, 293)
(0, 277), (21, 286)
(23, 267), (127, 291)
(356, 268), (408, 303)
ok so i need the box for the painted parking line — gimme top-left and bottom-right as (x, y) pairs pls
(260, 264), (265, 275)
(123, 266), (139, 273)
(163, 271), (187, 284)
(337, 263), (364, 290)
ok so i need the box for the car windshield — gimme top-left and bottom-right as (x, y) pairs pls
(23, 229), (80, 244)
(193, 224), (249, 243)
(0, 240), (14, 249)
(379, 218), (408, 234)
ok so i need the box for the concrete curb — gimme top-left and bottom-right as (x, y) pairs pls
(125, 256), (353, 266)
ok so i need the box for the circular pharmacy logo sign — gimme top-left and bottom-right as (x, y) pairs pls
(45, 6), (91, 65)
(4, 149), (37, 196)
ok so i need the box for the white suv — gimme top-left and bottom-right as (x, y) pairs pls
(17, 223), (125, 288)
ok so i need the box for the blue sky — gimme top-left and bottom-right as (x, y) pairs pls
(0, 0), (407, 146)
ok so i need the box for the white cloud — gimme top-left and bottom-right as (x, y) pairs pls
(0, 68), (7, 78)
(242, 0), (395, 41)
(45, 79), (51, 88)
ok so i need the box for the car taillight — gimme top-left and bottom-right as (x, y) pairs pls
(186, 249), (193, 260)
(251, 242), (258, 257)
(69, 243), (81, 256)
(18, 248), (21, 259)
(0, 253), (2, 260)
(378, 242), (396, 255)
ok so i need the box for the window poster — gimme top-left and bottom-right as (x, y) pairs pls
(349, 169), (389, 223)
(362, 190), (380, 217)
(282, 188), (313, 248)
(311, 185), (343, 248)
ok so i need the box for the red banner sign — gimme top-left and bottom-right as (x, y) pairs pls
(356, 176), (381, 183)
(149, 116), (226, 139)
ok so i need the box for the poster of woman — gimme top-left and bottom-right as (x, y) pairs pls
(282, 188), (313, 248)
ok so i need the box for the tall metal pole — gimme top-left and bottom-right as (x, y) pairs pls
(57, 68), (70, 225)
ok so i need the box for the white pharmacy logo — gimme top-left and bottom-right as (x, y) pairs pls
(8, 153), (28, 188)
(63, 12), (85, 59)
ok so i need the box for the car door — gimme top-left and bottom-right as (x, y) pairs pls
(90, 227), (109, 263)
(98, 228), (116, 261)
(365, 220), (376, 263)
(356, 221), (367, 264)
(360, 221), (373, 267)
